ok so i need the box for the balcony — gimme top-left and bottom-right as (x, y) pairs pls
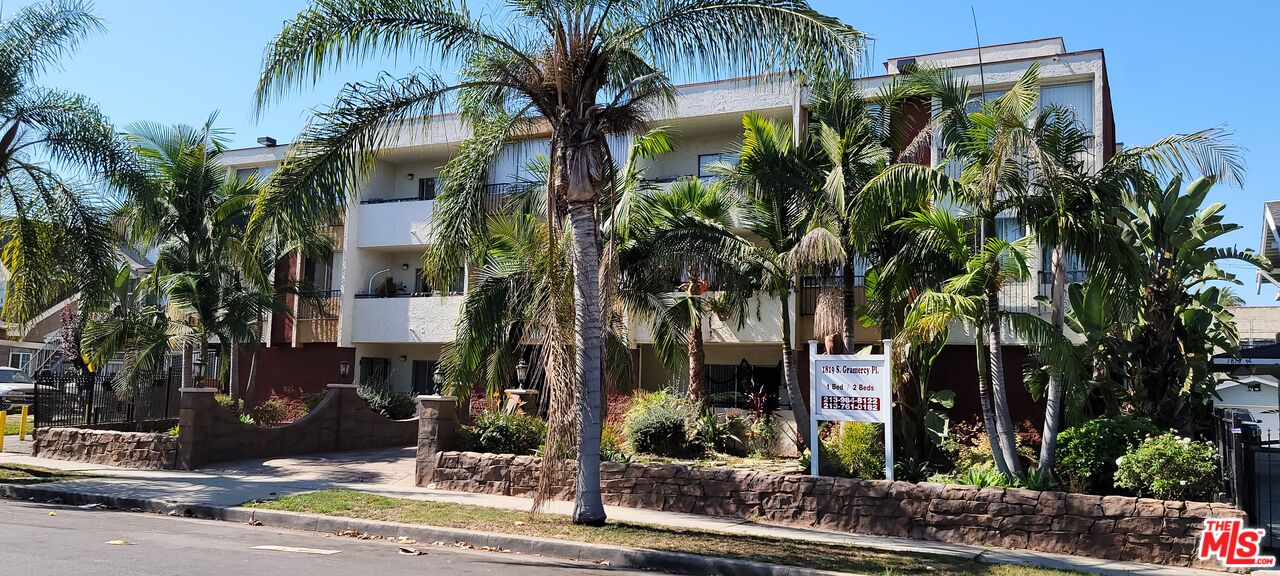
(356, 199), (433, 248)
(351, 294), (464, 343)
(296, 290), (340, 344)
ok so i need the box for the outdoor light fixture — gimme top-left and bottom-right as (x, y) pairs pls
(402, 263), (410, 270)
(433, 366), (445, 394)
(192, 351), (205, 386)
(338, 360), (351, 379)
(407, 173), (415, 180)
(515, 358), (529, 389)
(400, 355), (408, 363)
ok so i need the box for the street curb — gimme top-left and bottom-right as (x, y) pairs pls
(0, 484), (851, 576)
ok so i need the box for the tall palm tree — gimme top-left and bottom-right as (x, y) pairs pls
(0, 0), (138, 327)
(252, 0), (865, 525)
(1020, 106), (1245, 477)
(713, 112), (826, 448)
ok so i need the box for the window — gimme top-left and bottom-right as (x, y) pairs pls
(412, 360), (438, 395)
(698, 153), (737, 180)
(235, 168), (257, 183)
(302, 255), (334, 292)
(994, 216), (1024, 243)
(9, 352), (31, 369)
(411, 267), (465, 295)
(418, 178), (437, 200)
(359, 357), (390, 386)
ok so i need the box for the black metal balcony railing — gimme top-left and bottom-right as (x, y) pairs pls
(798, 275), (866, 316)
(1037, 270), (1089, 296)
(298, 290), (341, 320)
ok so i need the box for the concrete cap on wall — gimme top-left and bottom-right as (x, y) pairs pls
(179, 387), (218, 393)
(416, 395), (457, 401)
(326, 383), (358, 389)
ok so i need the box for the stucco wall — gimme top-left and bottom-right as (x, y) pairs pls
(356, 201), (434, 249)
(351, 296), (463, 344)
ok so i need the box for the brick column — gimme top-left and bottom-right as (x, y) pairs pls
(177, 387), (217, 469)
(415, 395), (460, 486)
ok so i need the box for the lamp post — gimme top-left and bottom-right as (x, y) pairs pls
(515, 358), (529, 390)
(339, 359), (351, 382)
(192, 350), (204, 388)
(432, 365), (445, 396)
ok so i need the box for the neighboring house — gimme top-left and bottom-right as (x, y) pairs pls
(220, 37), (1114, 427)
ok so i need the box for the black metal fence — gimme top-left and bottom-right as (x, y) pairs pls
(706, 360), (785, 410)
(1217, 409), (1280, 550)
(798, 275), (866, 316)
(34, 369), (180, 430)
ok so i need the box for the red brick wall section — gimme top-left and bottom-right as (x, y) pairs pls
(426, 451), (1243, 570)
(177, 385), (416, 469)
(233, 343), (356, 406)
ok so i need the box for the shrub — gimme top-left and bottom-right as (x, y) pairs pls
(1057, 415), (1159, 494)
(358, 381), (417, 420)
(600, 423), (631, 463)
(623, 390), (696, 457)
(820, 422), (885, 479)
(894, 457), (936, 483)
(460, 411), (546, 455)
(746, 416), (779, 457)
(215, 393), (242, 414)
(252, 396), (289, 427)
(1114, 432), (1219, 501)
(692, 413), (749, 456)
(164, 424), (179, 436)
(301, 392), (327, 413)
(957, 465), (1013, 488)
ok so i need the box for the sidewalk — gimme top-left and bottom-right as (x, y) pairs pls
(0, 448), (1221, 576)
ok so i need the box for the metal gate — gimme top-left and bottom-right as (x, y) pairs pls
(1218, 409), (1280, 550)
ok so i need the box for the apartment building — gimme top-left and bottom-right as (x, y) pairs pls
(222, 37), (1114, 425)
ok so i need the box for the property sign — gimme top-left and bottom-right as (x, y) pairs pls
(808, 339), (894, 480)
(813, 357), (890, 423)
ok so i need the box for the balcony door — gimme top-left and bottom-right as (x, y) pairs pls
(412, 360), (438, 395)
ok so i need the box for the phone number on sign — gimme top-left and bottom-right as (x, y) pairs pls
(820, 396), (880, 412)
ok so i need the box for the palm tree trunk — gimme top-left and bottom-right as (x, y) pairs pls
(567, 199), (606, 526)
(779, 294), (811, 449)
(229, 342), (240, 406)
(973, 338), (1010, 475)
(1038, 242), (1068, 475)
(985, 288), (1023, 476)
(841, 249), (856, 351)
(687, 315), (706, 408)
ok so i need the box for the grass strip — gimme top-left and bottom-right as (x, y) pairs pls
(0, 464), (85, 484)
(247, 490), (1078, 576)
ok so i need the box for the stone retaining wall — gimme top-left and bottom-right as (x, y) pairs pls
(177, 384), (417, 469)
(426, 451), (1241, 570)
(32, 427), (177, 469)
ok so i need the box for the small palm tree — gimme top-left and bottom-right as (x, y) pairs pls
(0, 0), (137, 326)
(253, 0), (866, 525)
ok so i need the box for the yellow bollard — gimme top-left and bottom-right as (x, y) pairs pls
(0, 410), (6, 452)
(19, 405), (28, 440)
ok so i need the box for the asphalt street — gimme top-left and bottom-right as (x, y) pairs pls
(0, 499), (654, 575)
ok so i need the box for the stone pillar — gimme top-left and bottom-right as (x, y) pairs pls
(415, 395), (460, 486)
(177, 387), (217, 470)
(328, 384), (359, 452)
(503, 388), (539, 415)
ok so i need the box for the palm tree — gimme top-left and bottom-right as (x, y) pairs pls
(619, 177), (756, 408)
(712, 112), (827, 448)
(0, 0), (138, 327)
(1020, 106), (1245, 477)
(252, 0), (866, 525)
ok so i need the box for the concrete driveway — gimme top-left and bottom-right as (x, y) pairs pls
(203, 447), (417, 487)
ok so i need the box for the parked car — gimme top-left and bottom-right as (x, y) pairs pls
(0, 367), (35, 409)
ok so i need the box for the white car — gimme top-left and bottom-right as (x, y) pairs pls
(0, 367), (35, 409)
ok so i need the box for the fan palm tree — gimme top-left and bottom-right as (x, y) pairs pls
(252, 0), (866, 525)
(0, 0), (138, 327)
(619, 177), (756, 408)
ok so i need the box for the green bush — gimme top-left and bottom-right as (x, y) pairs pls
(820, 422), (885, 479)
(301, 392), (327, 413)
(747, 416), (779, 457)
(692, 413), (749, 456)
(1114, 432), (1219, 501)
(215, 393), (242, 414)
(357, 381), (417, 420)
(1057, 415), (1158, 494)
(252, 397), (289, 427)
(460, 411), (546, 455)
(623, 390), (695, 457)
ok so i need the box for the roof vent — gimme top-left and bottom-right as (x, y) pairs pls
(257, 136), (278, 147)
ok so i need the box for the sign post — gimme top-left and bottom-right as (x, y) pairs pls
(808, 339), (894, 481)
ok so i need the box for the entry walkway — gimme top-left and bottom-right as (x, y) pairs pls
(0, 448), (1220, 576)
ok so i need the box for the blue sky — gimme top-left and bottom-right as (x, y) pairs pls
(14, 0), (1279, 303)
